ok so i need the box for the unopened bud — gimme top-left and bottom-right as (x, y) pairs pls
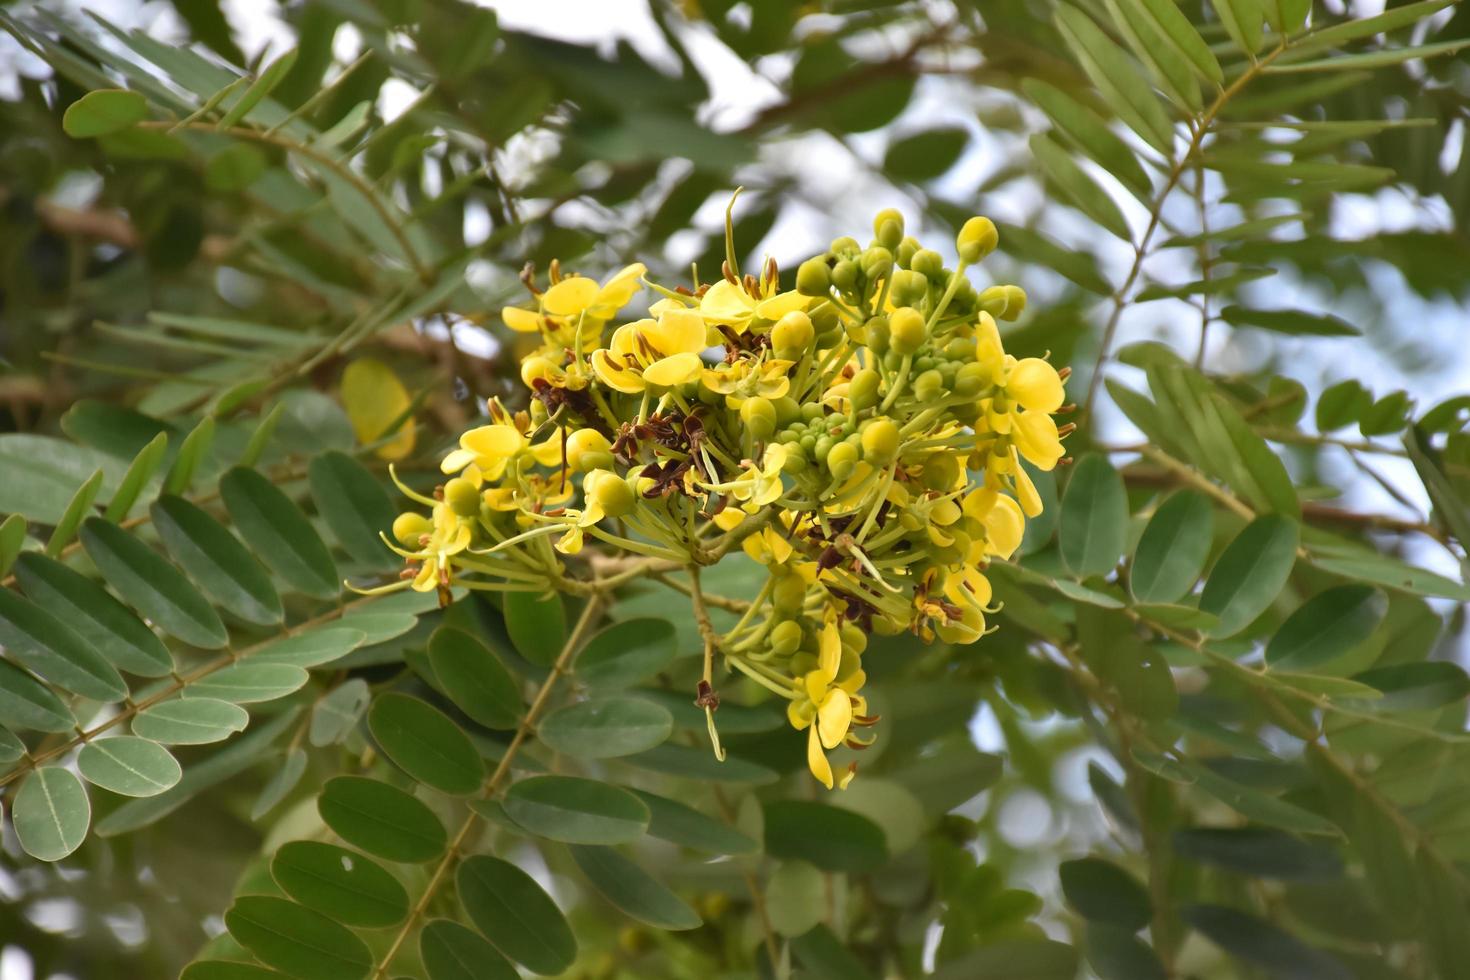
(771, 310), (815, 358)
(873, 208), (904, 250)
(393, 512), (433, 546)
(979, 284), (1026, 321)
(889, 307), (927, 356)
(444, 477), (481, 517)
(957, 216), (999, 264)
(796, 257), (832, 297)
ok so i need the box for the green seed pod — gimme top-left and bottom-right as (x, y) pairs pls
(913, 368), (945, 402)
(771, 310), (815, 358)
(849, 368), (882, 411)
(889, 306), (927, 356)
(773, 396), (802, 426)
(888, 268), (928, 308)
(861, 418), (901, 463)
(770, 620), (803, 656)
(911, 248), (943, 279)
(861, 246), (893, 282)
(740, 398), (778, 441)
(896, 236), (920, 269)
(979, 284), (1027, 321)
(953, 361), (993, 398)
(873, 208), (904, 250)
(921, 452), (961, 491)
(444, 477), (481, 517)
(393, 512), (433, 546)
(796, 257), (832, 297)
(827, 441), (860, 480)
(957, 216), (999, 264)
(831, 259), (859, 293)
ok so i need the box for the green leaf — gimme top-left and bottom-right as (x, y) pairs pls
(1349, 662), (1470, 713)
(1060, 453), (1128, 578)
(1264, 0), (1311, 32)
(217, 49), (298, 129)
(995, 221), (1112, 295)
(1029, 133), (1131, 241)
(310, 679), (370, 747)
(1213, 0), (1265, 54)
(419, 919), (518, 980)
(576, 617), (677, 690)
(569, 845), (701, 930)
(163, 416), (215, 494)
(1053, 5), (1175, 155)
(1405, 425), (1470, 545)
(1102, 0), (1202, 111)
(1126, 0), (1222, 83)
(14, 767), (91, 861)
(502, 774), (650, 844)
(767, 861), (826, 937)
(219, 467), (339, 598)
(1160, 213), (1304, 249)
(631, 789), (758, 854)
(791, 924), (879, 980)
(1308, 551), (1470, 601)
(1291, 0), (1456, 54)
(503, 590), (567, 665)
(883, 127), (969, 181)
(0, 659), (76, 733)
(180, 962), (286, 980)
(105, 432), (169, 521)
(1191, 767), (1337, 834)
(763, 800), (888, 872)
(0, 726), (24, 763)
(0, 588), (127, 700)
(1316, 379), (1371, 431)
(1087, 924), (1167, 980)
(0, 513), (26, 576)
(133, 698), (249, 744)
(204, 143), (267, 192)
(624, 743), (779, 784)
(77, 736), (181, 797)
(1019, 80), (1150, 199)
(931, 939), (1081, 980)
(0, 435), (128, 524)
(308, 451), (398, 569)
(1173, 827), (1343, 879)
(1266, 39), (1470, 73)
(427, 626), (521, 729)
(152, 495), (282, 625)
(225, 895), (372, 980)
(1220, 306), (1361, 337)
(1130, 490), (1213, 603)
(456, 854), (577, 975)
(251, 746), (307, 819)
(1265, 585), (1387, 670)
(253, 627), (367, 668)
(186, 662), (310, 703)
(1199, 515), (1299, 637)
(367, 692), (484, 794)
(63, 88), (148, 137)
(538, 697), (672, 759)
(45, 468), (103, 557)
(1183, 904), (1351, 980)
(1135, 267), (1275, 302)
(271, 840), (409, 928)
(1059, 857), (1152, 930)
(317, 775), (447, 863)
(80, 517), (228, 648)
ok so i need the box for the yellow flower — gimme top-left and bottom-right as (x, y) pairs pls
(787, 622), (864, 790)
(701, 356), (794, 409)
(699, 278), (810, 334)
(590, 308), (710, 393)
(441, 424), (525, 479)
(542, 263), (646, 323)
(1007, 357), (1065, 414)
(393, 502), (471, 593)
(709, 444), (787, 512)
(1012, 410), (1065, 471)
(742, 525), (795, 566)
(961, 488), (1026, 559)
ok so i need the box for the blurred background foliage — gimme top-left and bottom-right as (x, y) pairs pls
(1, 0), (1470, 978)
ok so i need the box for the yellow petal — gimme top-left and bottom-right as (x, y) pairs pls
(530, 436), (564, 468)
(754, 290), (811, 321)
(501, 307), (543, 333)
(591, 350), (646, 394)
(700, 279), (755, 324)
(590, 262), (646, 317)
(807, 725), (834, 790)
(642, 351), (704, 387)
(440, 448), (478, 474)
(1014, 411), (1064, 471)
(648, 308), (709, 356)
(1008, 357), (1065, 413)
(542, 276), (599, 317)
(818, 622), (841, 680)
(340, 357), (416, 461)
(1013, 452), (1043, 517)
(788, 698), (815, 730)
(817, 689), (852, 750)
(713, 508), (745, 531)
(984, 494), (1026, 559)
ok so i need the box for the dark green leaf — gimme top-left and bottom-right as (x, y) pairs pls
(105, 432), (168, 521)
(14, 767), (91, 861)
(163, 416), (215, 495)
(1020, 80), (1150, 198)
(623, 743), (778, 783)
(1316, 379), (1371, 431)
(931, 939), (1080, 980)
(44, 468), (103, 557)
(367, 692), (483, 794)
(219, 467), (339, 599)
(1266, 585), (1386, 670)
(569, 844), (701, 930)
(1130, 490), (1213, 603)
(884, 127), (969, 181)
(791, 924), (878, 980)
(0, 659), (76, 733)
(631, 789), (757, 854)
(132, 698), (249, 745)
(308, 451), (398, 569)
(0, 435), (127, 524)
(427, 626), (521, 729)
(538, 697), (672, 758)
(80, 517), (228, 648)
(1029, 133), (1131, 241)
(317, 775), (447, 863)
(152, 495), (282, 625)
(180, 963), (285, 980)
(77, 736), (181, 797)
(225, 895), (371, 980)
(419, 919), (517, 980)
(1060, 454), (1128, 578)
(203, 143), (266, 192)
(0, 588), (127, 700)
(63, 88), (148, 137)
(1087, 924), (1167, 980)
(503, 774), (649, 844)
(1349, 662), (1470, 713)
(995, 221), (1112, 295)
(271, 840), (409, 928)
(456, 854), (577, 975)
(577, 617), (677, 690)
(1059, 857), (1152, 929)
(1053, 5), (1175, 155)
(15, 551), (173, 677)
(764, 800), (887, 872)
(1173, 827), (1343, 879)
(1199, 515), (1298, 637)
(1221, 306), (1360, 337)
(502, 590), (567, 665)
(1183, 904), (1352, 980)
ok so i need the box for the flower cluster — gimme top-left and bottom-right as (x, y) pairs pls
(371, 205), (1072, 789)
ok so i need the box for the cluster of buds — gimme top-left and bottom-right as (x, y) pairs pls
(369, 202), (1072, 789)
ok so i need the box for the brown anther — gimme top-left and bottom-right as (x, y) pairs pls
(433, 485), (445, 500)
(763, 255), (778, 288)
(418, 534), (432, 547)
(694, 679), (720, 710)
(674, 285), (693, 296)
(1056, 422), (1077, 438)
(398, 567), (418, 580)
(519, 261), (541, 295)
(743, 273), (760, 298)
(548, 257), (562, 285)
(1056, 403), (1077, 415)
(1057, 366), (1072, 381)
(721, 260), (738, 286)
(852, 714), (882, 727)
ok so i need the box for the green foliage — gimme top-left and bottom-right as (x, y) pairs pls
(1, 0), (1469, 978)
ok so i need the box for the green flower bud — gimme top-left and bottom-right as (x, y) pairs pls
(957, 216), (999, 264)
(838, 647), (863, 684)
(696, 380), (724, 406)
(861, 246), (893, 282)
(789, 651), (819, 676)
(888, 269), (928, 308)
(393, 512), (433, 546)
(889, 306), (927, 356)
(944, 337), (977, 360)
(921, 452), (961, 491)
(773, 396), (802, 426)
(444, 477), (481, 517)
(861, 418), (901, 463)
(829, 236), (861, 259)
(849, 368), (882, 411)
(771, 620), (803, 656)
(873, 208), (904, 250)
(773, 574), (807, 616)
(801, 402), (825, 421)
(911, 248), (943, 279)
(827, 441), (859, 480)
(565, 428), (612, 473)
(740, 398), (778, 441)
(865, 315), (891, 354)
(896, 236), (920, 269)
(840, 622), (868, 655)
(979, 284), (1027, 321)
(953, 361), (993, 398)
(831, 259), (859, 293)
(587, 469), (635, 518)
(771, 310), (815, 358)
(814, 436), (835, 464)
(913, 368), (945, 402)
(781, 448), (809, 474)
(811, 303), (843, 345)
(796, 257), (832, 297)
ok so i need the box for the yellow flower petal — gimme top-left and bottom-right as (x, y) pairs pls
(591, 350), (646, 393)
(647, 308), (709, 356)
(817, 689), (852, 750)
(1008, 358), (1065, 413)
(700, 279), (756, 324)
(642, 351), (704, 387)
(1014, 411), (1064, 470)
(712, 508), (745, 531)
(984, 494), (1026, 559)
(501, 307), (543, 333)
(807, 724), (835, 790)
(1013, 452), (1043, 517)
(818, 622), (841, 681)
(542, 276), (599, 317)
(754, 290), (811, 321)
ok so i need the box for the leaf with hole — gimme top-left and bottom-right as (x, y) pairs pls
(368, 692), (484, 794)
(152, 495), (282, 625)
(77, 736), (181, 797)
(271, 840), (409, 928)
(570, 845), (701, 930)
(225, 895), (371, 980)
(456, 854), (577, 975)
(503, 775), (650, 844)
(80, 517), (228, 648)
(132, 698), (249, 745)
(317, 775), (447, 863)
(14, 767), (91, 861)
